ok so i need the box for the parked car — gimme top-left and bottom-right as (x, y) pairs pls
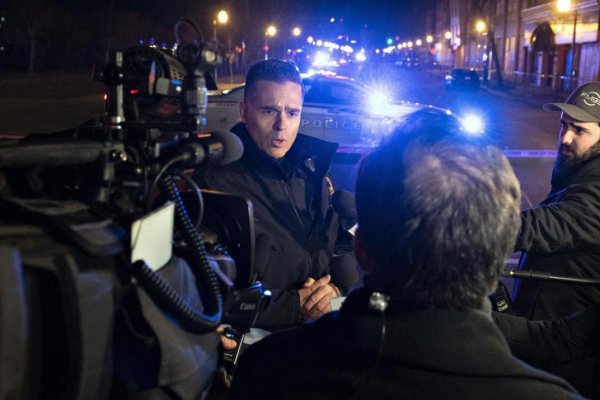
(445, 68), (480, 91)
(204, 73), (454, 149)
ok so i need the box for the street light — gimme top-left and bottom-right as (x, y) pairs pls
(444, 31), (453, 68)
(474, 19), (488, 73)
(213, 9), (229, 41)
(557, 0), (578, 90)
(266, 25), (277, 37)
(292, 27), (301, 37)
(265, 25), (277, 60)
(212, 10), (229, 81)
(475, 20), (487, 33)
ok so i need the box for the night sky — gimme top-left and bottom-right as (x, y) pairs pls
(110, 0), (437, 44)
(287, 0), (436, 38)
(1, 0), (437, 71)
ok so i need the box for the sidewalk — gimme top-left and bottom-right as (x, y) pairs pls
(215, 74), (244, 91)
(428, 67), (569, 108)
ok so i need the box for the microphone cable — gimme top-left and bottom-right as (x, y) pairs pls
(349, 292), (389, 400)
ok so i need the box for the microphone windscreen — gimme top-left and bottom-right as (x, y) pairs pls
(330, 254), (359, 295)
(210, 130), (244, 165)
(331, 189), (357, 229)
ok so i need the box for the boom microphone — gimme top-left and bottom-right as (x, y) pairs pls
(331, 189), (358, 235)
(180, 130), (243, 167)
(502, 269), (600, 286)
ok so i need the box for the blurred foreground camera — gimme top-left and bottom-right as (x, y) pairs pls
(0, 18), (266, 400)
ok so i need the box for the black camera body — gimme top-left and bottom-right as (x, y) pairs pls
(0, 19), (265, 400)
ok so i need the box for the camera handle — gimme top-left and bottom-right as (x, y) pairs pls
(102, 51), (125, 140)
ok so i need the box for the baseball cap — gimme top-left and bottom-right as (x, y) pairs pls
(543, 82), (600, 123)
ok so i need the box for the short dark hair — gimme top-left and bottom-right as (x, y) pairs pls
(356, 109), (521, 309)
(244, 59), (303, 102)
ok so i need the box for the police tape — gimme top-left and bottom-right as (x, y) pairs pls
(501, 149), (557, 158)
(337, 146), (558, 158)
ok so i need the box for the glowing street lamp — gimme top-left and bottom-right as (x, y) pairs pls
(426, 35), (433, 44)
(557, 0), (571, 13)
(217, 10), (229, 24)
(213, 9), (229, 41)
(475, 20), (487, 33)
(557, 0), (578, 90)
(415, 39), (422, 46)
(292, 27), (301, 37)
(265, 25), (277, 59)
(266, 25), (277, 37)
(444, 31), (454, 68)
(474, 20), (488, 71)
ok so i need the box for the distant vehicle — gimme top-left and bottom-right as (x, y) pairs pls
(204, 73), (456, 149)
(445, 68), (480, 91)
(394, 57), (421, 70)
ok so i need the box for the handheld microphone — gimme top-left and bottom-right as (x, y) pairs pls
(331, 189), (358, 235)
(180, 130), (243, 167)
(502, 269), (600, 286)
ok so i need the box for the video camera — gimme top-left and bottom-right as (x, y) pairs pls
(0, 18), (267, 400)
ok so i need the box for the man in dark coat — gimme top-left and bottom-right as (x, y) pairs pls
(493, 304), (600, 399)
(229, 110), (582, 399)
(195, 59), (353, 330)
(512, 82), (600, 394)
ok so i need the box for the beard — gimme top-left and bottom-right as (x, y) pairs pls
(553, 141), (600, 180)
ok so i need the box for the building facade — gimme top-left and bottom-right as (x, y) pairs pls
(435, 0), (599, 92)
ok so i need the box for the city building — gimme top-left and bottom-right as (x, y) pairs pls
(434, 0), (599, 92)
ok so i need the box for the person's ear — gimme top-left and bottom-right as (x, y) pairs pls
(353, 229), (372, 272)
(239, 102), (247, 123)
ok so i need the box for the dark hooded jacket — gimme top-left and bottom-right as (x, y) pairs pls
(512, 154), (600, 396)
(194, 123), (350, 330)
(513, 155), (600, 319)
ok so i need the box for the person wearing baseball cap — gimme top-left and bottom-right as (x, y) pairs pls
(511, 82), (600, 397)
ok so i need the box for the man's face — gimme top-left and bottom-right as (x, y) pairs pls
(557, 112), (600, 160)
(240, 80), (303, 159)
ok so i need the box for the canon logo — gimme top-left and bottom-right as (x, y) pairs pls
(239, 303), (257, 311)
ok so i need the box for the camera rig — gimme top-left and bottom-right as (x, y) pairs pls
(0, 17), (268, 399)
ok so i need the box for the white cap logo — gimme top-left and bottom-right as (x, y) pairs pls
(581, 91), (600, 107)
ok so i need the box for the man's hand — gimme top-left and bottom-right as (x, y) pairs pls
(216, 325), (238, 350)
(298, 274), (341, 321)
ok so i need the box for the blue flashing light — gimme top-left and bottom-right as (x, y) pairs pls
(461, 114), (485, 136)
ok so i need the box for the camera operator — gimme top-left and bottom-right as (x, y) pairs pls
(194, 59), (354, 331)
(227, 109), (582, 399)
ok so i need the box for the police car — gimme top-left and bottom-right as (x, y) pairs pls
(203, 73), (479, 149)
